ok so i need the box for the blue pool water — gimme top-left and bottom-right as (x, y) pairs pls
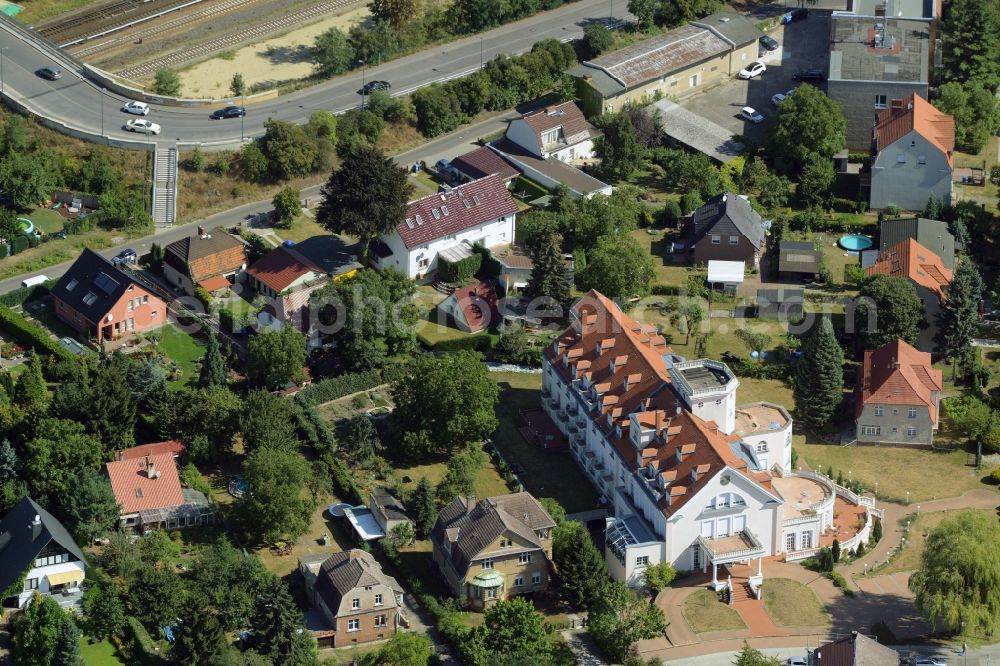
(838, 234), (873, 251)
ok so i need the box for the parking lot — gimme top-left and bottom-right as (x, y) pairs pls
(680, 10), (833, 142)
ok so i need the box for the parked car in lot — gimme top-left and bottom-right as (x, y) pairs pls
(112, 248), (137, 266)
(37, 66), (62, 80)
(122, 101), (150, 115)
(738, 61), (767, 80)
(360, 80), (390, 95)
(211, 106), (246, 119)
(793, 69), (826, 84)
(771, 89), (795, 105)
(781, 8), (808, 23)
(786, 657), (807, 666)
(738, 106), (765, 124)
(759, 35), (779, 51)
(125, 119), (161, 135)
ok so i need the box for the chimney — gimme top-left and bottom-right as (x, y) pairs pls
(30, 515), (41, 541)
(465, 496), (476, 516)
(198, 225), (206, 238)
(145, 456), (157, 479)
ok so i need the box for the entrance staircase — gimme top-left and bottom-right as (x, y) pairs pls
(152, 146), (177, 227)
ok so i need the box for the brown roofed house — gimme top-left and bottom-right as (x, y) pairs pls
(163, 227), (246, 296)
(504, 101), (598, 162)
(105, 453), (215, 531)
(431, 492), (555, 610)
(814, 630), (900, 666)
(437, 280), (499, 333)
(855, 339), (943, 446)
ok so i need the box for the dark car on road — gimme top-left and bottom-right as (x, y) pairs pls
(112, 248), (137, 266)
(211, 106), (246, 119)
(37, 66), (62, 80)
(759, 35), (779, 51)
(793, 69), (826, 84)
(360, 80), (390, 95)
(781, 8), (808, 23)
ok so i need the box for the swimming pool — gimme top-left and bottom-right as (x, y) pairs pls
(838, 234), (873, 251)
(17, 218), (34, 235)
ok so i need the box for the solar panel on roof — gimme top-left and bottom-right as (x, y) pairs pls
(94, 272), (120, 295)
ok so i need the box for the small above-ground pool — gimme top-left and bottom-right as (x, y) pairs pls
(838, 234), (873, 251)
(17, 218), (34, 235)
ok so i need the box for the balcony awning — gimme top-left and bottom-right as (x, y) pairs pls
(698, 531), (765, 564)
(46, 569), (84, 586)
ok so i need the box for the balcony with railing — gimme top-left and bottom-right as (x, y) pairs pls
(697, 530), (765, 565)
(668, 359), (738, 400)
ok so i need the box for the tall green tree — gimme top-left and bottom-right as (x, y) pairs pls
(769, 84), (846, 164)
(25, 418), (103, 505)
(237, 447), (315, 544)
(261, 119), (317, 180)
(857, 274), (924, 348)
(374, 630), (432, 666)
(88, 355), (138, 451)
(272, 187), (302, 228)
(936, 258), (985, 378)
(588, 581), (666, 662)
(0, 153), (58, 210)
(792, 317), (844, 432)
(594, 112), (643, 180)
(83, 582), (127, 640)
(230, 73), (246, 97)
(61, 467), (119, 544)
(940, 0), (1000, 88)
(576, 234), (655, 302)
(316, 145), (412, 260)
(342, 415), (384, 464)
(524, 233), (572, 306)
(368, 0), (415, 29)
(13, 593), (66, 666)
(153, 68), (182, 96)
(246, 325), (307, 388)
(652, 0), (722, 27)
(240, 390), (300, 453)
(671, 302), (705, 345)
(190, 537), (273, 631)
(910, 510), (1000, 636)
(553, 520), (608, 608)
(250, 578), (319, 666)
(313, 27), (355, 77)
(627, 0), (656, 29)
(734, 642), (782, 666)
(156, 385), (241, 462)
(936, 80), (1000, 153)
(798, 153), (835, 207)
(14, 350), (48, 414)
(199, 332), (228, 387)
(51, 616), (84, 666)
(436, 446), (487, 504)
(408, 476), (437, 539)
(478, 597), (551, 662)
(0, 438), (18, 481)
(128, 567), (185, 627)
(390, 351), (500, 456)
(173, 604), (228, 665)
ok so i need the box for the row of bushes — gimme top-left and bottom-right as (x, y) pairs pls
(295, 364), (408, 407)
(0, 280), (56, 307)
(437, 252), (483, 284)
(728, 358), (793, 380)
(417, 332), (496, 353)
(0, 304), (74, 361)
(0, 233), (40, 258)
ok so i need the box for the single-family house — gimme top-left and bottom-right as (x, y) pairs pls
(814, 630), (900, 666)
(431, 493), (555, 610)
(504, 101), (598, 162)
(451, 146), (522, 185)
(299, 549), (405, 647)
(542, 290), (877, 590)
(827, 13), (933, 150)
(879, 216), (955, 270)
(438, 281), (499, 333)
(865, 238), (951, 350)
(569, 12), (762, 117)
(689, 193), (765, 266)
(868, 94), (954, 211)
(52, 248), (166, 344)
(371, 174), (518, 279)
(369, 492), (412, 537)
(0, 497), (87, 609)
(855, 338), (942, 446)
(163, 226), (246, 296)
(105, 453), (215, 531)
(777, 241), (822, 282)
(115, 440), (185, 463)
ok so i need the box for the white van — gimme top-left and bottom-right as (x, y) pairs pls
(21, 275), (49, 288)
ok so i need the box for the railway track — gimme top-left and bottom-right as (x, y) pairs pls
(70, 0), (258, 59)
(116, 0), (354, 80)
(36, 0), (208, 47)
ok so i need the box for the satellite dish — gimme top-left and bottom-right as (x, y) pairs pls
(106, 314), (113, 322)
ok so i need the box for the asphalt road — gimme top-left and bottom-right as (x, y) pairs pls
(0, 105), (523, 293)
(0, 0), (631, 147)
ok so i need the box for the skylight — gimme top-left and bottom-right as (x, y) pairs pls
(65, 279), (78, 292)
(82, 292), (98, 306)
(94, 272), (120, 295)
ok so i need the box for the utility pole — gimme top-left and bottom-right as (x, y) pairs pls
(0, 47), (7, 95)
(359, 59), (367, 110)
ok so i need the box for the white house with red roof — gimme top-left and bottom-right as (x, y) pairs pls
(869, 93), (954, 211)
(371, 174), (518, 279)
(542, 291), (880, 592)
(105, 453), (215, 531)
(504, 101), (597, 162)
(854, 339), (943, 446)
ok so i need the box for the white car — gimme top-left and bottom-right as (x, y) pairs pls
(125, 119), (161, 135)
(914, 659), (947, 666)
(786, 658), (808, 666)
(122, 101), (149, 115)
(739, 106), (765, 124)
(738, 60), (766, 79)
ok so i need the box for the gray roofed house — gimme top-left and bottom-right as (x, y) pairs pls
(370, 491), (412, 536)
(879, 217), (955, 269)
(813, 631), (899, 666)
(689, 193), (766, 266)
(0, 497), (88, 609)
(778, 240), (822, 280)
(691, 11), (767, 48)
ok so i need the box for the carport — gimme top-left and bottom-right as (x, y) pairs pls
(707, 260), (745, 294)
(645, 99), (744, 163)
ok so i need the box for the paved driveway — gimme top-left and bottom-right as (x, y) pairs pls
(680, 11), (833, 143)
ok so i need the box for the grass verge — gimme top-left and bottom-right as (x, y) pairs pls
(762, 578), (830, 628)
(682, 589), (747, 633)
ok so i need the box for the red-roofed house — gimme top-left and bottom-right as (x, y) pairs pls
(855, 339), (943, 446)
(116, 441), (185, 462)
(866, 237), (952, 350)
(438, 281), (499, 333)
(869, 93), (954, 211)
(105, 454), (215, 531)
(371, 174), (517, 279)
(542, 290), (878, 590)
(246, 246), (326, 299)
(504, 101), (597, 162)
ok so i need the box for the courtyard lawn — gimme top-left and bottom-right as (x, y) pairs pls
(872, 508), (997, 577)
(762, 578), (830, 628)
(736, 378), (794, 407)
(490, 371), (600, 514)
(27, 207), (66, 234)
(794, 442), (996, 504)
(156, 323), (206, 389)
(79, 638), (125, 665)
(631, 228), (694, 287)
(416, 319), (475, 346)
(273, 213), (328, 244)
(682, 589), (747, 633)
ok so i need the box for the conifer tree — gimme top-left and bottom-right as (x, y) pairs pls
(936, 258), (985, 379)
(173, 605), (227, 665)
(14, 351), (48, 414)
(792, 317), (844, 431)
(199, 332), (228, 387)
(553, 520), (608, 608)
(408, 476), (437, 539)
(524, 233), (572, 306)
(250, 578), (318, 666)
(51, 617), (84, 666)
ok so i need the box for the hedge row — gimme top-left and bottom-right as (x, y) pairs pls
(0, 304), (74, 361)
(437, 252), (482, 284)
(0, 279), (57, 307)
(417, 332), (495, 353)
(729, 358), (793, 380)
(295, 364), (408, 407)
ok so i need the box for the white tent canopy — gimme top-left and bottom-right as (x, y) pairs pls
(707, 260), (746, 285)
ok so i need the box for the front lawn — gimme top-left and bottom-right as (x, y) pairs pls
(155, 324), (206, 389)
(762, 578), (830, 628)
(273, 214), (329, 244)
(489, 371), (599, 514)
(79, 638), (126, 665)
(871, 508), (997, 577)
(682, 589), (747, 633)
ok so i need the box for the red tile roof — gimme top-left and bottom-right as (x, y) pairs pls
(450, 146), (521, 182)
(545, 291), (775, 515)
(397, 175), (518, 250)
(448, 281), (499, 333)
(117, 441), (185, 461)
(105, 454), (185, 515)
(865, 237), (952, 300)
(855, 339), (943, 420)
(874, 93), (955, 168)
(198, 275), (231, 292)
(246, 246), (322, 293)
(517, 101), (596, 151)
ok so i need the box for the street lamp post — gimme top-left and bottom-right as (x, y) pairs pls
(241, 92), (246, 143)
(359, 59), (367, 109)
(0, 47), (7, 95)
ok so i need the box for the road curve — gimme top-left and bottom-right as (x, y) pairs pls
(0, 0), (631, 149)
